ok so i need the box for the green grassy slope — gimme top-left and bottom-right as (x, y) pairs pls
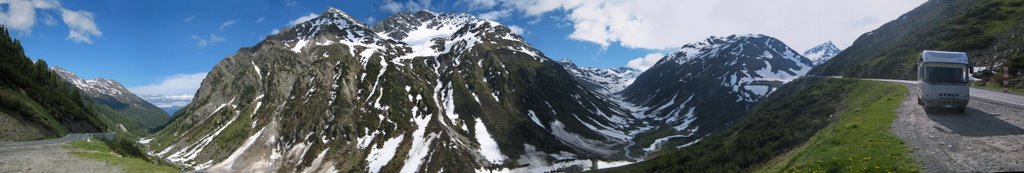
(758, 81), (915, 172)
(599, 78), (913, 172)
(87, 98), (169, 136)
(67, 137), (179, 173)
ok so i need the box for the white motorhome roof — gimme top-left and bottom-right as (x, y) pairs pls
(921, 50), (968, 64)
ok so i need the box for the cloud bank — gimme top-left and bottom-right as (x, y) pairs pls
(0, 0), (102, 44)
(129, 72), (207, 108)
(407, 0), (926, 51)
(626, 53), (664, 71)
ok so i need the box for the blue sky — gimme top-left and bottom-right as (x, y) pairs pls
(4, 0), (925, 108)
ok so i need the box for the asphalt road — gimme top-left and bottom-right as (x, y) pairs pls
(866, 79), (1024, 109)
(872, 79), (1024, 172)
(0, 133), (113, 151)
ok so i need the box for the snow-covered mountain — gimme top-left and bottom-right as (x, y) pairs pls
(145, 8), (642, 172)
(54, 67), (137, 103)
(803, 41), (842, 66)
(617, 34), (813, 157)
(558, 58), (641, 95)
(52, 67), (169, 134)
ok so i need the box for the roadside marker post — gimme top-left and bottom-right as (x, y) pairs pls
(1004, 65), (1010, 93)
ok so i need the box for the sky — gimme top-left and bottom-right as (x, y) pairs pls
(3, 0), (925, 108)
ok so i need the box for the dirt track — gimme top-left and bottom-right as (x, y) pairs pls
(891, 83), (1024, 172)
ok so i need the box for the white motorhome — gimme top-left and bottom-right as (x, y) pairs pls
(917, 50), (970, 113)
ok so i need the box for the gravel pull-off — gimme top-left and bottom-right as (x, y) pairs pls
(891, 83), (1024, 172)
(0, 138), (121, 173)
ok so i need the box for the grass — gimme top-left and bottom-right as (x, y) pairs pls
(66, 138), (179, 173)
(0, 88), (67, 135)
(758, 80), (918, 172)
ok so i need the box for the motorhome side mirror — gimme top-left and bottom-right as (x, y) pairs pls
(968, 62), (974, 73)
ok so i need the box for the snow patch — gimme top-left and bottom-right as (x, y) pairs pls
(526, 110), (545, 129)
(208, 126), (267, 171)
(365, 134), (404, 173)
(474, 118), (506, 164)
(291, 39), (309, 53)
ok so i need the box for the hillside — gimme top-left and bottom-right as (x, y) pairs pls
(0, 27), (109, 141)
(601, 78), (913, 172)
(810, 0), (1024, 82)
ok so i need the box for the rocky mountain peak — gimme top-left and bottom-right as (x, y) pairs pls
(372, 10), (482, 41)
(663, 34), (810, 68)
(274, 7), (378, 43)
(803, 41), (842, 65)
(558, 58), (577, 68)
(320, 7), (365, 27)
(52, 67), (129, 100)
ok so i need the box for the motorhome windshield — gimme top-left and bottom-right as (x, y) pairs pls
(924, 67), (967, 83)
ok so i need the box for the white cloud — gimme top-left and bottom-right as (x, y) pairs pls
(129, 72), (207, 99)
(460, 0), (498, 9)
(0, 0), (102, 44)
(507, 25), (526, 35)
(191, 34), (225, 48)
(130, 73), (208, 108)
(494, 0), (925, 51)
(256, 17), (265, 23)
(478, 9), (512, 21)
(140, 94), (194, 108)
(0, 0), (44, 32)
(60, 8), (102, 44)
(270, 29), (280, 35)
(41, 13), (55, 26)
(184, 15), (195, 23)
(219, 20), (236, 30)
(380, 0), (432, 13)
(366, 16), (377, 24)
(284, 0), (297, 7)
(288, 13), (318, 26)
(29, 0), (60, 9)
(626, 53), (663, 71)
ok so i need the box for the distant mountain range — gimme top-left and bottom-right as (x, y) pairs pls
(133, 5), (855, 173)
(558, 58), (641, 95)
(53, 67), (169, 135)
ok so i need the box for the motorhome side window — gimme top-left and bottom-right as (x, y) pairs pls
(924, 66), (968, 83)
